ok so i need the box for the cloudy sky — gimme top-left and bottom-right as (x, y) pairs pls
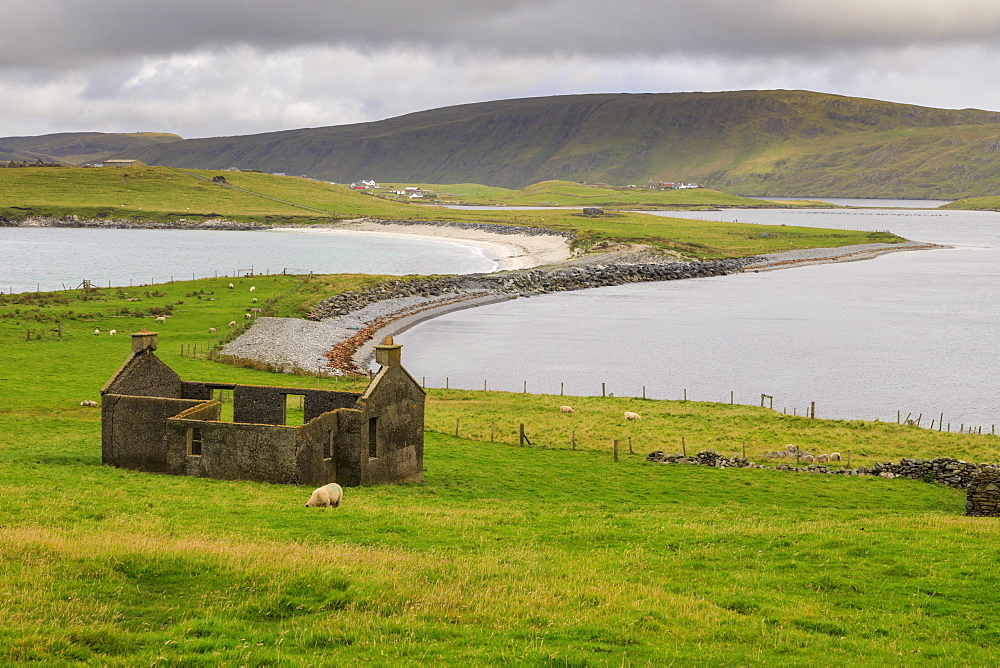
(2, 0), (1000, 139)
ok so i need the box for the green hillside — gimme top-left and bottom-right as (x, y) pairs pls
(113, 90), (1000, 198)
(391, 179), (809, 208)
(0, 167), (899, 258)
(940, 196), (1000, 210)
(0, 131), (182, 165)
(1, 276), (999, 663)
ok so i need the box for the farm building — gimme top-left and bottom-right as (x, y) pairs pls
(101, 330), (424, 487)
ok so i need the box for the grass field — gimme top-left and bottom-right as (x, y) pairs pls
(379, 180), (817, 209)
(0, 167), (902, 259)
(940, 196), (1000, 211)
(2, 275), (1000, 664)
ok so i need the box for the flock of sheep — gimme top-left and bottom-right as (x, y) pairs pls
(560, 405), (641, 421)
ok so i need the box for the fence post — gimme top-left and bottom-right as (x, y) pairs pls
(560, 382), (564, 396)
(642, 386), (646, 399)
(523, 380), (527, 394)
(681, 436), (686, 457)
(628, 436), (633, 454)
(810, 401), (815, 419)
(490, 422), (495, 442)
(571, 430), (576, 451)
(602, 382), (606, 397)
(446, 377), (449, 389)
(731, 391), (734, 405)
(455, 418), (460, 437)
(683, 389), (687, 401)
(613, 440), (619, 462)
(519, 423), (525, 447)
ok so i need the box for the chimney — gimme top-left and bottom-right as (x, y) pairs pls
(131, 329), (159, 354)
(374, 335), (402, 367)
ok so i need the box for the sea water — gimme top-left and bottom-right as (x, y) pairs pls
(398, 204), (1000, 427)
(0, 226), (497, 293)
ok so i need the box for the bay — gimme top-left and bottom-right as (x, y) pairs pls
(399, 205), (1000, 429)
(0, 226), (497, 294)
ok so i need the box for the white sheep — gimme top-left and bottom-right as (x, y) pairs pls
(305, 483), (343, 508)
(830, 452), (842, 462)
(208, 327), (217, 333)
(93, 328), (100, 335)
(228, 321), (236, 328)
(79, 400), (98, 407)
(252, 297), (258, 303)
(249, 286), (256, 293)
(109, 329), (116, 336)
(244, 313), (252, 319)
(785, 444), (797, 452)
(155, 316), (166, 323)
(816, 454), (829, 463)
(559, 406), (575, 414)
(624, 411), (641, 421)
(801, 454), (815, 463)
(228, 283), (234, 289)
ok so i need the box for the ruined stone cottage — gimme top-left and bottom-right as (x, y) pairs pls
(101, 330), (424, 486)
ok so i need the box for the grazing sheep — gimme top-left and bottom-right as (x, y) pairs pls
(801, 454), (815, 463)
(93, 328), (100, 335)
(244, 313), (252, 319)
(208, 327), (217, 333)
(305, 483), (343, 508)
(559, 406), (575, 414)
(249, 286), (256, 293)
(252, 297), (258, 303)
(155, 316), (166, 323)
(228, 283), (234, 289)
(228, 321), (236, 327)
(109, 329), (116, 336)
(624, 411), (641, 421)
(785, 444), (797, 452)
(830, 452), (842, 462)
(79, 400), (98, 407)
(816, 454), (829, 463)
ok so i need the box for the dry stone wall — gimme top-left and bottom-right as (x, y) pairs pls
(966, 471), (1000, 516)
(647, 451), (1000, 489)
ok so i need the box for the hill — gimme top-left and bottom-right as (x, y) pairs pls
(0, 131), (182, 165)
(112, 90), (1000, 199)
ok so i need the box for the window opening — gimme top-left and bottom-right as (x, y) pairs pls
(324, 431), (333, 460)
(284, 393), (306, 426)
(368, 417), (378, 459)
(187, 427), (203, 456)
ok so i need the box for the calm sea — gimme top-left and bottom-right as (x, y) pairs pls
(0, 227), (497, 293)
(399, 203), (1000, 429)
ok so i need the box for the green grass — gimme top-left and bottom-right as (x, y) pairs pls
(381, 179), (813, 209)
(0, 167), (904, 259)
(940, 196), (1000, 211)
(2, 276), (1000, 663)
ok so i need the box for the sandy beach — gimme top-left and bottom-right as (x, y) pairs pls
(270, 220), (572, 271)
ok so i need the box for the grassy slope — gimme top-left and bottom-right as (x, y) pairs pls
(0, 167), (901, 259)
(2, 277), (1000, 664)
(940, 196), (1000, 211)
(384, 179), (803, 209)
(121, 90), (1000, 198)
(0, 132), (182, 164)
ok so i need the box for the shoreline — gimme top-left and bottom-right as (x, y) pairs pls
(222, 235), (940, 375)
(270, 220), (572, 272)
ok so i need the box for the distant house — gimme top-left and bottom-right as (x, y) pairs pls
(102, 159), (145, 168)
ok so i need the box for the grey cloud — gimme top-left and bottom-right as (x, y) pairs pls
(3, 0), (1000, 68)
